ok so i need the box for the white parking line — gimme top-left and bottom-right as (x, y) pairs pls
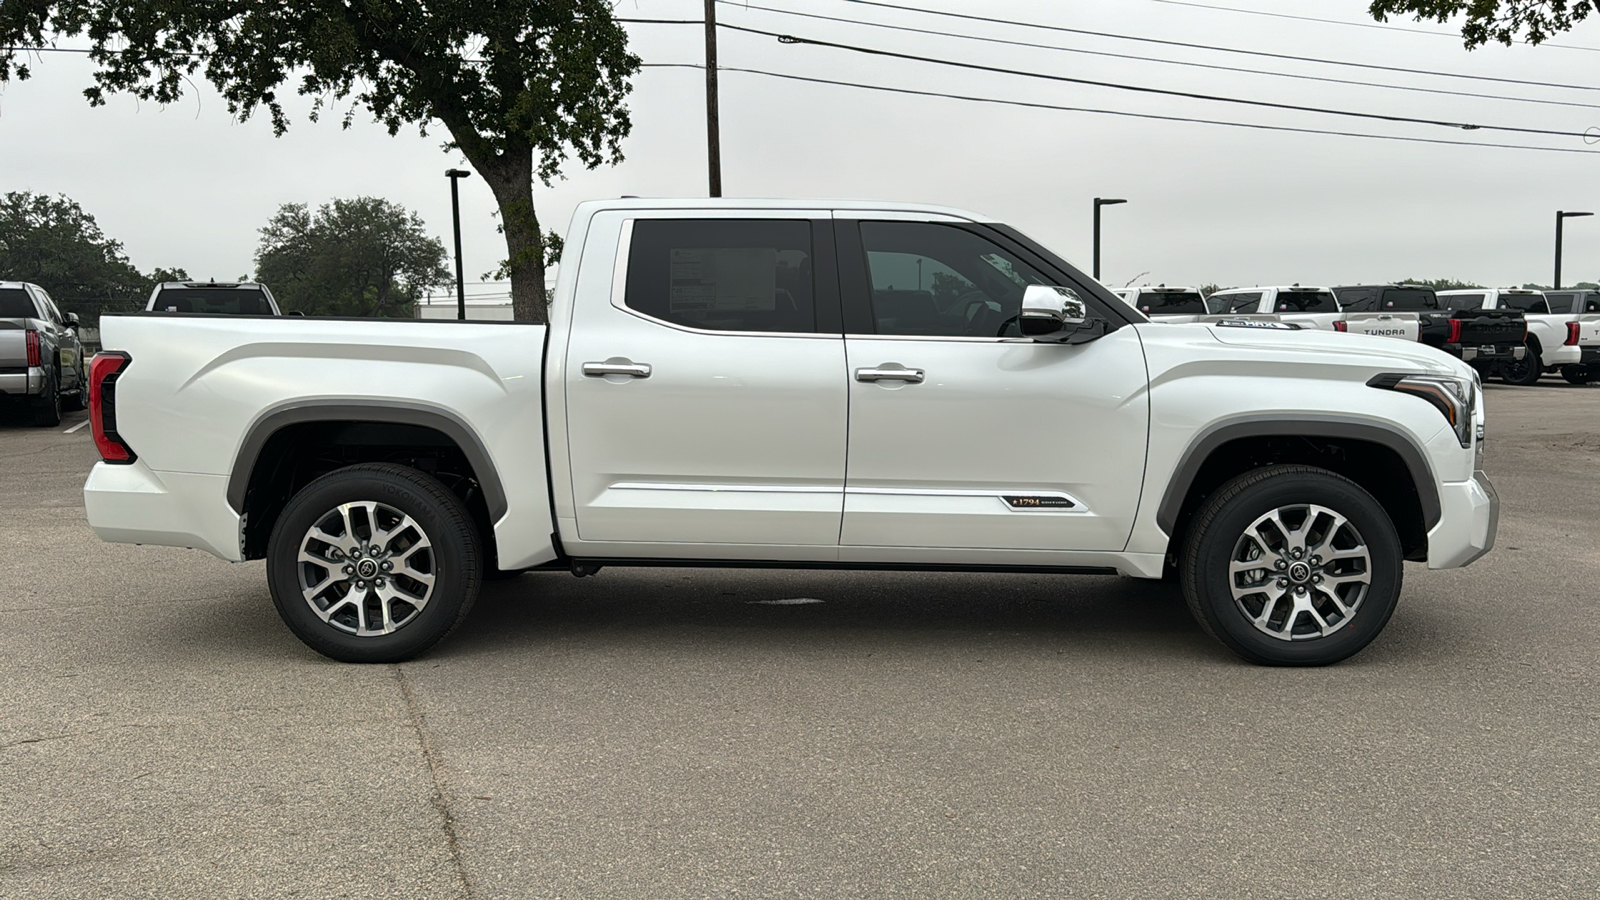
(63, 420), (90, 434)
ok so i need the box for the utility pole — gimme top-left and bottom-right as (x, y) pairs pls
(705, 0), (722, 197)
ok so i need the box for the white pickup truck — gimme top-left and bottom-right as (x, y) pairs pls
(83, 199), (1498, 667)
(1438, 288), (1600, 385)
(1115, 285), (1277, 326)
(1205, 286), (1345, 331)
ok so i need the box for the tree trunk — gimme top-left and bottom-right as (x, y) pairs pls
(481, 150), (548, 324)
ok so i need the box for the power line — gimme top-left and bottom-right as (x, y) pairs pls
(640, 63), (1600, 155)
(830, 0), (1600, 92)
(712, 1), (1600, 111)
(1149, 0), (1600, 52)
(719, 23), (1595, 139)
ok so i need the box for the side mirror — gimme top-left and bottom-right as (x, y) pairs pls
(287, 310), (306, 317)
(65, 312), (80, 329)
(1020, 284), (1103, 343)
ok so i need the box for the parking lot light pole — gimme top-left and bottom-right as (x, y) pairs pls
(1093, 198), (1126, 282)
(446, 168), (472, 320)
(1556, 210), (1593, 290)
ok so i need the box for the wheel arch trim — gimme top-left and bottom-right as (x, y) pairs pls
(1155, 415), (1442, 536)
(226, 400), (509, 522)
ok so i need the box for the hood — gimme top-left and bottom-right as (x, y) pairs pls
(1203, 322), (1471, 378)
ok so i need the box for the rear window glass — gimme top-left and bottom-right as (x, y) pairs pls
(153, 287), (272, 314)
(1136, 290), (1207, 314)
(1275, 291), (1337, 313)
(1497, 293), (1549, 314)
(625, 219), (816, 333)
(1335, 288), (1376, 311)
(0, 288), (39, 319)
(1441, 293), (1486, 311)
(1210, 292), (1262, 313)
(1380, 289), (1438, 311)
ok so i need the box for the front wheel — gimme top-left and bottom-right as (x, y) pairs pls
(266, 463), (482, 663)
(1180, 465), (1402, 666)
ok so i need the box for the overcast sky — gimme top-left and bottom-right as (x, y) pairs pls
(3, 0), (1598, 297)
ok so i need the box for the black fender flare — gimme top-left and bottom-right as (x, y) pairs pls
(226, 400), (508, 522)
(1155, 415), (1443, 536)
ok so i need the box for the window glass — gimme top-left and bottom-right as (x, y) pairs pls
(1135, 290), (1208, 315)
(1218, 292), (1263, 313)
(1275, 290), (1337, 312)
(1380, 289), (1438, 311)
(1498, 293), (1549, 314)
(858, 222), (1050, 337)
(154, 287), (272, 314)
(0, 287), (38, 319)
(1336, 289), (1375, 311)
(1440, 293), (1484, 311)
(624, 219), (815, 333)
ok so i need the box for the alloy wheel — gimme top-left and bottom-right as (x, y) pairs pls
(297, 500), (437, 636)
(1226, 503), (1372, 641)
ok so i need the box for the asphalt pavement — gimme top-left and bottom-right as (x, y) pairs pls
(3, 382), (1598, 898)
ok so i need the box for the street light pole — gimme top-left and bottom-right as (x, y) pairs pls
(1093, 198), (1127, 282)
(446, 169), (471, 320)
(1556, 210), (1593, 291)
(705, 0), (722, 197)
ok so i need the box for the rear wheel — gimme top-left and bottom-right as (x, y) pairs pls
(1499, 352), (1542, 385)
(266, 463), (482, 663)
(1560, 365), (1591, 385)
(1180, 465), (1402, 666)
(30, 369), (61, 427)
(62, 360), (88, 411)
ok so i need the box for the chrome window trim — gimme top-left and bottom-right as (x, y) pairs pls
(609, 215), (840, 340)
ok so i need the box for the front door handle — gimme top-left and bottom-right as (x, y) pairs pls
(582, 361), (652, 378)
(855, 366), (925, 384)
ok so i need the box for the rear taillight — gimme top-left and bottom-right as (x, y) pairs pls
(1567, 322), (1581, 346)
(1333, 321), (1348, 332)
(1447, 319), (1462, 343)
(25, 330), (40, 367)
(89, 351), (135, 464)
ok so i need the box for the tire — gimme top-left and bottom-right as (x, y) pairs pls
(1560, 365), (1590, 386)
(1499, 352), (1542, 386)
(1180, 465), (1402, 666)
(266, 463), (482, 663)
(30, 369), (61, 427)
(62, 361), (88, 412)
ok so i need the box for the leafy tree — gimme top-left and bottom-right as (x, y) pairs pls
(0, 2), (640, 323)
(255, 197), (450, 318)
(0, 191), (156, 323)
(1522, 280), (1600, 289)
(1369, 0), (1593, 47)
(1398, 277), (1486, 290)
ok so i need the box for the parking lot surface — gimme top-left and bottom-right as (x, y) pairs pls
(3, 384), (1599, 898)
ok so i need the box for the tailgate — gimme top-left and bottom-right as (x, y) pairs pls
(1576, 316), (1600, 346)
(1342, 314), (1420, 341)
(0, 321), (31, 368)
(1456, 311), (1525, 344)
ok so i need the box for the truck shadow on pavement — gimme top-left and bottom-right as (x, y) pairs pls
(427, 568), (1220, 664)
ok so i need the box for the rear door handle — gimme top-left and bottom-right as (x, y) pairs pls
(855, 366), (925, 384)
(582, 361), (652, 378)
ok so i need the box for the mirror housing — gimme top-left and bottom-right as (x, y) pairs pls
(65, 312), (80, 329)
(1020, 284), (1105, 344)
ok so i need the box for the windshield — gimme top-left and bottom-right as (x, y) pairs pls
(1381, 289), (1438, 311)
(152, 287), (272, 315)
(1136, 290), (1208, 315)
(1274, 291), (1337, 313)
(0, 288), (39, 319)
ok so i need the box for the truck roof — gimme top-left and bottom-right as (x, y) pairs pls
(572, 197), (1001, 222)
(1213, 285), (1335, 293)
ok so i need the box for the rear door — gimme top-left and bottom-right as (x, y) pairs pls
(835, 219), (1149, 556)
(563, 213), (849, 551)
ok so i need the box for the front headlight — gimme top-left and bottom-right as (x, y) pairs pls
(1368, 373), (1475, 448)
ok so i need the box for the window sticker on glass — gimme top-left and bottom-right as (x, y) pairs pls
(669, 248), (778, 313)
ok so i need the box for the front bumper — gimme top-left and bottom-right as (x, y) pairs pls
(1427, 470), (1499, 569)
(0, 366), (43, 397)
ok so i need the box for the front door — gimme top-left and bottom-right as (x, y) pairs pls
(837, 220), (1150, 555)
(563, 214), (848, 552)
